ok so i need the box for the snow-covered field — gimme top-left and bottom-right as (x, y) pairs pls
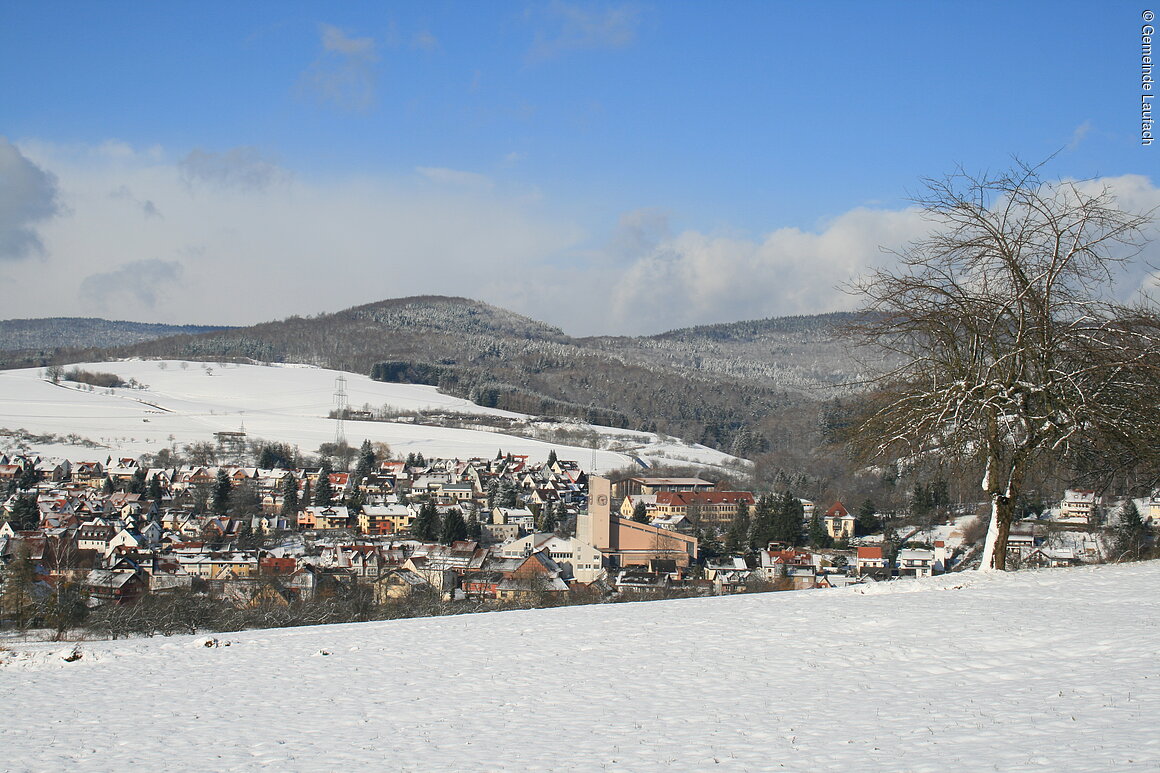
(4, 561), (1158, 771)
(0, 360), (739, 473)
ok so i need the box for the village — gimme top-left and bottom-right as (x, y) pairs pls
(2, 436), (1153, 638)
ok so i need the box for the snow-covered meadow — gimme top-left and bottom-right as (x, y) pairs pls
(0, 360), (739, 473)
(4, 561), (1158, 771)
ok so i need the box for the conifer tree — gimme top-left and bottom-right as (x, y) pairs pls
(212, 469), (232, 515)
(808, 510), (833, 549)
(440, 508), (468, 544)
(129, 467), (147, 495)
(726, 500), (750, 553)
(280, 473), (299, 517)
(148, 474), (164, 504)
(856, 498), (879, 536)
(313, 460), (334, 506)
(539, 501), (557, 532)
(354, 439), (375, 483)
(1115, 500), (1151, 561)
(631, 500), (649, 523)
(412, 501), (441, 541)
(0, 542), (37, 630)
(749, 494), (776, 550)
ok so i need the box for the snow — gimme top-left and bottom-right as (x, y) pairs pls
(4, 561), (1159, 771)
(0, 360), (740, 474)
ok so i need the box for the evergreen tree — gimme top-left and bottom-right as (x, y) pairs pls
(466, 507), (482, 541)
(808, 510), (833, 548)
(129, 467), (147, 495)
(236, 521), (256, 550)
(412, 501), (441, 541)
(18, 464), (39, 491)
(148, 474), (164, 504)
(280, 472), (300, 518)
(497, 479), (518, 508)
(749, 494), (776, 549)
(856, 498), (879, 536)
(212, 469), (232, 515)
(354, 439), (376, 482)
(725, 501), (751, 553)
(440, 508), (468, 544)
(0, 542), (37, 630)
(546, 449), (558, 467)
(8, 494), (41, 531)
(771, 491), (803, 546)
(102, 476), (115, 494)
(313, 460), (334, 506)
(539, 502), (557, 533)
(631, 500), (649, 523)
(1115, 500), (1151, 561)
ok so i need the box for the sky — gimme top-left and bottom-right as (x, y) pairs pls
(1, 1), (1157, 336)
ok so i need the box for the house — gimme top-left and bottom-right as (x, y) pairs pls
(500, 533), (605, 583)
(757, 546), (813, 580)
(1060, 489), (1100, 520)
(83, 569), (146, 605)
(1023, 547), (1082, 568)
(374, 569), (437, 602)
(299, 505), (352, 531)
(855, 546), (891, 578)
(494, 551), (569, 601)
(397, 558), (458, 598)
(896, 548), (935, 577)
(704, 556), (753, 593)
(649, 491), (756, 529)
(492, 507), (536, 529)
(359, 504), (412, 535)
(822, 502), (856, 540)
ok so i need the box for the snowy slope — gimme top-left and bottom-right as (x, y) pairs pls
(4, 561), (1159, 772)
(0, 360), (740, 473)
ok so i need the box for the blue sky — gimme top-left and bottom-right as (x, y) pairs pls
(1, 1), (1156, 334)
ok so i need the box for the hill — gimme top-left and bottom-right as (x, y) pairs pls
(0, 317), (227, 360)
(4, 560), (1157, 771)
(5, 297), (870, 492)
(0, 359), (739, 474)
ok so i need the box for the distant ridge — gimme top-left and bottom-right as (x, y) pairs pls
(0, 317), (229, 353)
(3, 296), (873, 474)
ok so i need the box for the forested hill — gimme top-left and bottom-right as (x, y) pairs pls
(4, 297), (874, 479)
(0, 317), (229, 368)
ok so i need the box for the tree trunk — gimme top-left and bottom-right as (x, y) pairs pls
(979, 493), (1016, 570)
(978, 458), (1023, 571)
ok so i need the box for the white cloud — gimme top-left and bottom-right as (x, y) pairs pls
(9, 141), (583, 327)
(300, 23), (379, 112)
(78, 258), (185, 313)
(180, 147), (289, 191)
(8, 141), (1157, 338)
(411, 30), (439, 52)
(320, 24), (376, 57)
(1068, 120), (1092, 150)
(0, 138), (64, 260)
(527, 1), (641, 62)
(415, 166), (495, 192)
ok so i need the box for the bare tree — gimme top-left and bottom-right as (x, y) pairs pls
(847, 160), (1160, 570)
